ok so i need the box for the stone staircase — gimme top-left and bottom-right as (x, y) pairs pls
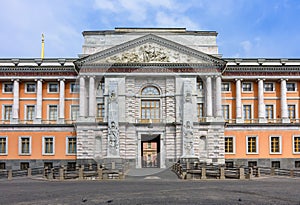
(125, 167), (179, 180)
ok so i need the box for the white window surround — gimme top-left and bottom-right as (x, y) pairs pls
(2, 104), (12, 121)
(224, 136), (235, 154)
(288, 104), (298, 120)
(292, 135), (300, 154)
(286, 82), (297, 92)
(25, 82), (37, 93)
(246, 136), (259, 154)
(66, 136), (76, 155)
(264, 82), (275, 92)
(42, 136), (55, 155)
(70, 83), (79, 93)
(269, 136), (282, 154)
(18, 136), (31, 155)
(221, 82), (231, 92)
(24, 104), (36, 121)
(242, 82), (253, 92)
(242, 104), (254, 121)
(265, 104), (276, 121)
(47, 104), (58, 120)
(70, 105), (79, 121)
(222, 104), (231, 120)
(2, 82), (13, 93)
(0, 136), (8, 155)
(47, 82), (59, 93)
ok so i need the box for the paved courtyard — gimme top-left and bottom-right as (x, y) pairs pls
(0, 176), (300, 205)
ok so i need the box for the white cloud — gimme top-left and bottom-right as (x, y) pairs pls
(155, 12), (199, 30)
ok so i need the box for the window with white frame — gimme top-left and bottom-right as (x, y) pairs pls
(70, 83), (79, 93)
(293, 136), (300, 153)
(242, 82), (252, 92)
(221, 82), (230, 92)
(264, 82), (275, 92)
(287, 82), (296, 92)
(26, 105), (35, 121)
(48, 105), (58, 121)
(269, 136), (281, 154)
(66, 137), (76, 154)
(70, 105), (79, 121)
(25, 83), (36, 93)
(48, 82), (59, 93)
(96, 103), (105, 121)
(288, 105), (296, 120)
(243, 105), (252, 122)
(197, 103), (204, 120)
(0, 137), (7, 155)
(3, 82), (13, 93)
(246, 136), (258, 154)
(197, 80), (203, 91)
(19, 136), (31, 155)
(222, 105), (230, 121)
(42, 136), (55, 155)
(224, 136), (235, 154)
(265, 105), (274, 120)
(3, 105), (12, 121)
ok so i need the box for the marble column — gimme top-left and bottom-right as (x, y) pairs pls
(12, 79), (19, 123)
(206, 76), (213, 120)
(88, 76), (95, 118)
(215, 76), (222, 118)
(235, 79), (243, 123)
(258, 79), (266, 123)
(58, 79), (65, 123)
(35, 79), (42, 123)
(79, 76), (86, 118)
(281, 79), (290, 123)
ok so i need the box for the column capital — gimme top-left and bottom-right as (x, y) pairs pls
(88, 75), (96, 79)
(280, 78), (288, 82)
(34, 78), (43, 82)
(11, 78), (20, 82)
(58, 78), (65, 82)
(235, 78), (243, 82)
(257, 78), (265, 82)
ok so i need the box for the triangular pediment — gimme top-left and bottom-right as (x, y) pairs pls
(76, 34), (225, 66)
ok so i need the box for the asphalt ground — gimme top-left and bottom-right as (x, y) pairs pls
(0, 177), (299, 205)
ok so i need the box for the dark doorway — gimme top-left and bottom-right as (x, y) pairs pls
(141, 135), (160, 168)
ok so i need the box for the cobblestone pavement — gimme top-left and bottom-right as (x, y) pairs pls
(0, 177), (299, 205)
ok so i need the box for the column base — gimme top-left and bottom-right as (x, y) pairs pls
(206, 116), (214, 122)
(236, 118), (244, 123)
(259, 118), (267, 123)
(11, 118), (19, 124)
(34, 118), (42, 124)
(281, 118), (290, 123)
(58, 118), (65, 124)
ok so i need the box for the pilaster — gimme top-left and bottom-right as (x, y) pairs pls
(281, 79), (290, 123)
(58, 79), (65, 124)
(235, 79), (243, 123)
(206, 76), (213, 121)
(11, 79), (19, 124)
(34, 79), (42, 124)
(258, 79), (267, 123)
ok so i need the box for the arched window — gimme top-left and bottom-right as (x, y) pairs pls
(141, 86), (160, 95)
(140, 86), (160, 123)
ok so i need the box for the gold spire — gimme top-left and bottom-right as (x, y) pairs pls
(41, 34), (45, 59)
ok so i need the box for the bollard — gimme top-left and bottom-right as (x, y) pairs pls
(59, 166), (64, 181)
(119, 172), (124, 180)
(219, 167), (225, 180)
(239, 168), (245, 180)
(27, 168), (32, 178)
(97, 164), (103, 180)
(270, 167), (275, 176)
(8, 170), (12, 180)
(111, 161), (116, 170)
(48, 168), (54, 180)
(186, 162), (190, 170)
(290, 170), (294, 178)
(79, 165), (84, 180)
(201, 167), (207, 180)
(256, 167), (261, 177)
(89, 163), (92, 170)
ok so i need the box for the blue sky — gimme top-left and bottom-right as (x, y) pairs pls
(0, 0), (300, 58)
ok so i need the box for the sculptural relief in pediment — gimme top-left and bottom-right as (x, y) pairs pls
(95, 43), (204, 64)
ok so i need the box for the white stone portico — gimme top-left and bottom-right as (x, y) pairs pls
(75, 28), (226, 168)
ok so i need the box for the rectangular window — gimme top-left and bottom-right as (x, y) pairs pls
(25, 83), (36, 93)
(20, 162), (29, 170)
(0, 162), (5, 170)
(3, 82), (13, 93)
(224, 137), (234, 153)
(248, 161), (257, 168)
(44, 162), (53, 169)
(4, 105), (12, 121)
(197, 81), (203, 91)
(287, 82), (296, 92)
(43, 137), (54, 155)
(222, 105), (230, 121)
(295, 161), (300, 168)
(48, 83), (59, 93)
(67, 162), (76, 171)
(70, 83), (79, 93)
(270, 136), (281, 154)
(271, 161), (280, 169)
(243, 105), (252, 122)
(96, 103), (105, 121)
(71, 105), (79, 121)
(0, 137), (7, 154)
(247, 136), (258, 154)
(19, 137), (31, 155)
(221, 82), (230, 92)
(293, 136), (300, 153)
(265, 105), (274, 121)
(242, 82), (252, 92)
(26, 105), (35, 121)
(141, 100), (160, 122)
(49, 105), (58, 121)
(148, 142), (151, 149)
(197, 103), (204, 121)
(225, 161), (234, 168)
(67, 137), (76, 154)
(288, 105), (296, 120)
(264, 82), (274, 92)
